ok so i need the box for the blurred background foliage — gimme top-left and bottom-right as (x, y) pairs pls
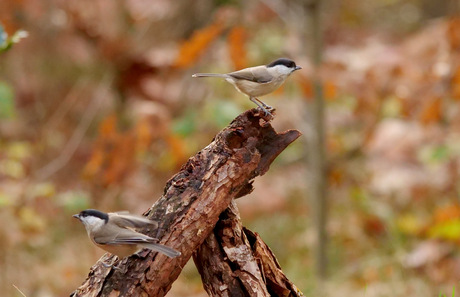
(1, 0), (460, 296)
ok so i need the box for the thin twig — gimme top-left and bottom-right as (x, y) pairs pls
(43, 79), (87, 131)
(12, 284), (27, 297)
(35, 75), (113, 180)
(258, 0), (305, 25)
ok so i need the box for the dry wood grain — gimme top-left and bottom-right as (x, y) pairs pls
(71, 109), (301, 297)
(194, 201), (304, 297)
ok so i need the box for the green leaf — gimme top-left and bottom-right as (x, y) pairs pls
(0, 159), (25, 178)
(208, 100), (241, 127)
(6, 141), (31, 159)
(19, 207), (47, 233)
(57, 191), (91, 212)
(0, 24), (5, 45)
(29, 182), (56, 199)
(0, 27), (28, 53)
(382, 96), (402, 117)
(172, 111), (197, 136)
(0, 192), (11, 208)
(0, 81), (15, 119)
(431, 145), (449, 162)
(428, 219), (460, 241)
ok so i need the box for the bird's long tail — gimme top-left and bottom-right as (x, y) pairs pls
(192, 73), (227, 78)
(142, 242), (181, 258)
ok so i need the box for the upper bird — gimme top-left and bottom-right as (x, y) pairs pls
(73, 209), (181, 266)
(192, 58), (301, 116)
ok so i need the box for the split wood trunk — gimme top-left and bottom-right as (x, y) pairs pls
(71, 109), (303, 297)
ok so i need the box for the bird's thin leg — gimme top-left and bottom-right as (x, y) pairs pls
(250, 97), (273, 117)
(254, 97), (272, 109)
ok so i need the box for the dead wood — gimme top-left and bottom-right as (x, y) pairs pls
(71, 109), (301, 297)
(194, 201), (304, 297)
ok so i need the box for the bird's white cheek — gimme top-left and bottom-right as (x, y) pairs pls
(272, 65), (292, 76)
(81, 217), (106, 233)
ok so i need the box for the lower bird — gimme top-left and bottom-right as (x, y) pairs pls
(73, 209), (180, 267)
(192, 58), (301, 116)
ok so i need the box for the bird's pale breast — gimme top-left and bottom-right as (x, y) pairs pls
(229, 75), (286, 97)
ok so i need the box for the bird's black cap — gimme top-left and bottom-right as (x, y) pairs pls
(75, 209), (109, 223)
(267, 58), (297, 69)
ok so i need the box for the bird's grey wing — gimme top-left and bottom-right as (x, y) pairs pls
(93, 227), (181, 258)
(110, 212), (158, 229)
(94, 227), (156, 245)
(227, 66), (273, 83)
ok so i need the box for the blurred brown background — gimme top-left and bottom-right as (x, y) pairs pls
(1, 0), (460, 296)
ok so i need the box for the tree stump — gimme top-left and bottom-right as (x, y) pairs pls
(71, 109), (303, 297)
(194, 201), (303, 297)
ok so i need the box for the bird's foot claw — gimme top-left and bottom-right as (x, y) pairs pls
(259, 101), (272, 109)
(253, 97), (271, 109)
(257, 106), (274, 119)
(250, 97), (274, 119)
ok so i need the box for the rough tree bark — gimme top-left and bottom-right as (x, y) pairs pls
(71, 109), (302, 297)
(194, 201), (303, 297)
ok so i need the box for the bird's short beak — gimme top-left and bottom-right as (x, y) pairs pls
(295, 66), (302, 71)
(73, 214), (80, 220)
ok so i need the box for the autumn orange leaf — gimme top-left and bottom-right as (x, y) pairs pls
(362, 215), (386, 237)
(427, 204), (460, 241)
(419, 96), (442, 125)
(134, 117), (153, 155)
(228, 26), (247, 70)
(83, 114), (118, 180)
(396, 96), (411, 118)
(324, 80), (337, 101)
(451, 66), (460, 100)
(447, 17), (460, 51)
(166, 134), (187, 168)
(83, 114), (141, 187)
(103, 133), (135, 186)
(82, 147), (105, 178)
(98, 113), (117, 138)
(0, 1), (24, 34)
(174, 21), (224, 69)
(433, 204), (460, 224)
(295, 73), (313, 100)
(328, 167), (343, 186)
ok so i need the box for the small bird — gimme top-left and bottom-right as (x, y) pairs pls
(73, 209), (181, 266)
(192, 58), (301, 116)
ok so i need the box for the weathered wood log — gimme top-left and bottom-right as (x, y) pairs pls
(194, 201), (304, 297)
(244, 229), (303, 297)
(194, 201), (270, 296)
(71, 109), (301, 297)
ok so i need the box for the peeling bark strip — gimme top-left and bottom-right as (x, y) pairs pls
(194, 201), (270, 296)
(244, 229), (303, 297)
(71, 109), (301, 297)
(194, 201), (304, 297)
